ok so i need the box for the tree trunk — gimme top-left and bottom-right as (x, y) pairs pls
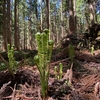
(73, 0), (77, 33)
(7, 0), (11, 46)
(2, 0), (7, 50)
(60, 0), (64, 38)
(89, 0), (96, 25)
(23, 4), (26, 50)
(28, 20), (33, 50)
(14, 0), (20, 50)
(69, 0), (75, 34)
(28, 0), (35, 50)
(2, 0), (11, 51)
(46, 0), (50, 30)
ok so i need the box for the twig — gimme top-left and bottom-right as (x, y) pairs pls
(0, 81), (11, 94)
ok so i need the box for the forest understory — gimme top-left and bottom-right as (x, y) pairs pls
(0, 40), (100, 100)
(1, 0), (100, 100)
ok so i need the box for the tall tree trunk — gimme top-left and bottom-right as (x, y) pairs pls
(14, 0), (19, 50)
(89, 0), (96, 25)
(73, 0), (77, 33)
(23, 3), (26, 50)
(60, 0), (64, 38)
(46, 0), (50, 30)
(2, 0), (7, 50)
(28, 19), (33, 50)
(28, 0), (35, 50)
(2, 0), (11, 51)
(69, 0), (75, 34)
(93, 1), (97, 22)
(7, 0), (11, 46)
(52, 16), (57, 44)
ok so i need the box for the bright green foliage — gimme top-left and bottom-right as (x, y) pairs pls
(54, 63), (63, 79)
(7, 44), (17, 77)
(34, 29), (53, 98)
(69, 44), (75, 63)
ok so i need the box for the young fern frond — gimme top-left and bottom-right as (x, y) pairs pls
(35, 32), (42, 53)
(43, 29), (49, 41)
(41, 32), (48, 70)
(59, 63), (63, 79)
(7, 44), (17, 78)
(54, 66), (58, 79)
(47, 40), (53, 62)
(35, 33), (43, 76)
(34, 29), (53, 98)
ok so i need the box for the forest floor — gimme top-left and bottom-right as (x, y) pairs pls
(0, 46), (100, 100)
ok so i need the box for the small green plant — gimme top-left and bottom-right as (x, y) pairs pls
(7, 44), (17, 77)
(54, 66), (58, 79)
(54, 63), (63, 79)
(64, 80), (71, 87)
(59, 63), (63, 79)
(68, 44), (75, 63)
(0, 63), (7, 71)
(34, 29), (53, 98)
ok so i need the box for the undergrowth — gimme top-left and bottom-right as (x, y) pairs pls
(7, 44), (17, 77)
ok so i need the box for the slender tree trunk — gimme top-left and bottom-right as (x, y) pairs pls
(2, 0), (7, 50)
(73, 0), (77, 33)
(17, 1), (20, 50)
(93, 1), (97, 22)
(22, 0), (27, 50)
(28, 0), (36, 50)
(46, 0), (50, 30)
(28, 20), (32, 50)
(7, 0), (11, 46)
(69, 0), (75, 34)
(2, 0), (11, 51)
(52, 16), (57, 44)
(24, 20), (26, 50)
(60, 0), (64, 38)
(14, 0), (19, 50)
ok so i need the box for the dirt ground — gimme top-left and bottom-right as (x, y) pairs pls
(0, 48), (100, 100)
